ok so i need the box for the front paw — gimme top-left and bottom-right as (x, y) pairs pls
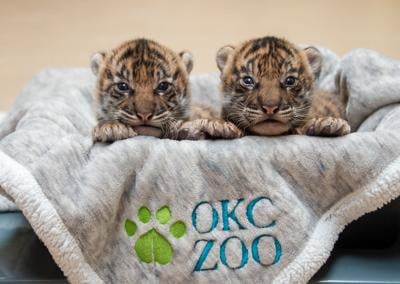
(209, 120), (244, 139)
(178, 119), (244, 140)
(177, 120), (207, 140)
(93, 122), (137, 143)
(302, 117), (351, 137)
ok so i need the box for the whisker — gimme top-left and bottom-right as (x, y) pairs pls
(153, 111), (169, 120)
(243, 108), (263, 115)
(119, 110), (137, 119)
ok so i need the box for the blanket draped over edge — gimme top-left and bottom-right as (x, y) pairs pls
(1, 47), (400, 284)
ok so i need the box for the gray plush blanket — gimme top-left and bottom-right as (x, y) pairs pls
(1, 48), (400, 284)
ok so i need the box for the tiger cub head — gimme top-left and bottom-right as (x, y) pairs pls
(91, 38), (193, 137)
(216, 36), (322, 136)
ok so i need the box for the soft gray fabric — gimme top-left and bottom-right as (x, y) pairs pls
(0, 113), (18, 211)
(1, 48), (400, 284)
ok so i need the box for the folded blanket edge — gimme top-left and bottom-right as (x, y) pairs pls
(0, 150), (103, 284)
(273, 155), (400, 284)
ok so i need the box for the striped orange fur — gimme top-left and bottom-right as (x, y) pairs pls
(215, 36), (350, 137)
(91, 38), (194, 143)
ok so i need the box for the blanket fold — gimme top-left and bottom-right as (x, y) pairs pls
(1, 47), (400, 284)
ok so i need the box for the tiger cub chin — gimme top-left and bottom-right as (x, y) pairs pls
(212, 36), (351, 137)
(91, 38), (195, 143)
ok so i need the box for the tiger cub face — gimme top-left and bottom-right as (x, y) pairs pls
(216, 36), (322, 136)
(91, 38), (193, 139)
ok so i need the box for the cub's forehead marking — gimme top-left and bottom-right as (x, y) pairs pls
(156, 69), (173, 82)
(241, 37), (296, 59)
(232, 47), (303, 79)
(103, 39), (187, 90)
(285, 64), (300, 74)
(110, 58), (174, 84)
(245, 60), (254, 74)
(112, 64), (129, 81)
(157, 69), (165, 80)
(113, 39), (173, 69)
(157, 66), (174, 79)
(148, 46), (169, 63)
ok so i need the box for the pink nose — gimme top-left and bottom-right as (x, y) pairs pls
(262, 105), (279, 115)
(137, 112), (153, 121)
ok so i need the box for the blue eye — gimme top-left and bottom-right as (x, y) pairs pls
(240, 76), (255, 88)
(115, 82), (130, 92)
(156, 81), (171, 94)
(284, 76), (297, 87)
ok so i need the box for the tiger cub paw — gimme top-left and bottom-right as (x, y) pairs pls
(93, 121), (137, 143)
(177, 120), (207, 140)
(302, 117), (351, 137)
(209, 120), (244, 139)
(178, 119), (244, 140)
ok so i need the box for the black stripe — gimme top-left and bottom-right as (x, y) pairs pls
(118, 47), (134, 64)
(149, 48), (167, 62)
(173, 69), (181, 80)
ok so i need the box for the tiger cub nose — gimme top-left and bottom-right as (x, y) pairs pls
(137, 112), (153, 121)
(262, 105), (279, 115)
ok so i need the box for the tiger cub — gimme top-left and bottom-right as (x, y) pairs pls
(214, 36), (350, 137)
(91, 38), (195, 143)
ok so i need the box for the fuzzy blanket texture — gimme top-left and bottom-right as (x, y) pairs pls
(1, 47), (400, 284)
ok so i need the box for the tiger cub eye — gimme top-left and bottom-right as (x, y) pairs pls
(155, 81), (171, 94)
(240, 76), (255, 89)
(283, 76), (297, 87)
(115, 82), (130, 93)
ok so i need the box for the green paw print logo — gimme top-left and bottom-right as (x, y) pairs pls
(124, 206), (187, 265)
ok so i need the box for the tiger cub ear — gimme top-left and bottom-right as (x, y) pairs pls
(179, 51), (194, 74)
(216, 45), (234, 72)
(90, 51), (106, 76)
(303, 46), (322, 79)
